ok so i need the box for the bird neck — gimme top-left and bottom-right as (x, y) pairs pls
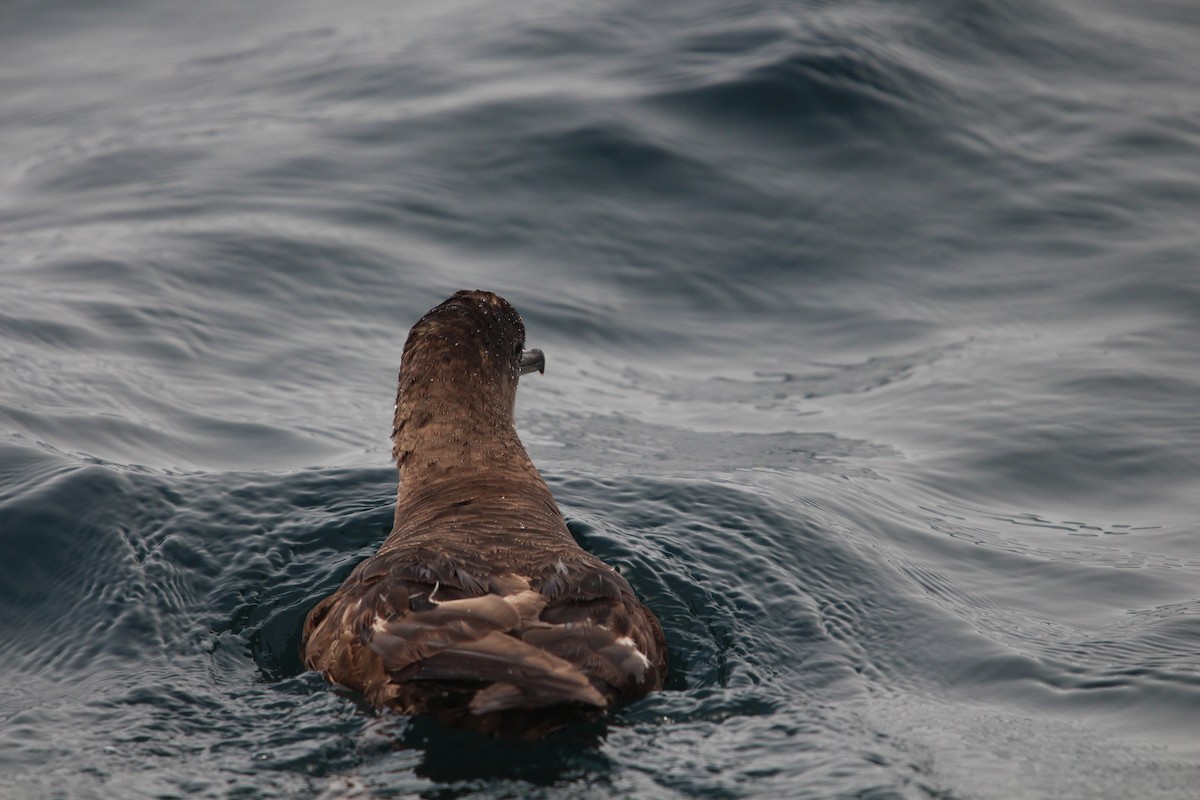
(390, 384), (535, 483)
(389, 401), (562, 538)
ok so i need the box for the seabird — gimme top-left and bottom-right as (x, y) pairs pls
(302, 290), (667, 737)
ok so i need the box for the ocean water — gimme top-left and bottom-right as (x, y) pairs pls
(2, 0), (1198, 797)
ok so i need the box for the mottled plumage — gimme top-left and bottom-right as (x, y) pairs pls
(302, 290), (666, 737)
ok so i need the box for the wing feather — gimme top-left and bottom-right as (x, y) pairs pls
(305, 549), (665, 727)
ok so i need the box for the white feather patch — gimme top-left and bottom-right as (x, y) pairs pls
(616, 635), (652, 669)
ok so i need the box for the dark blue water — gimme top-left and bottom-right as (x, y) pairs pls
(2, 1), (1198, 797)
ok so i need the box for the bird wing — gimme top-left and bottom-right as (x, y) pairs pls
(304, 547), (664, 716)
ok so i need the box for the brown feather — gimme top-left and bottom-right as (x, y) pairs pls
(302, 290), (667, 738)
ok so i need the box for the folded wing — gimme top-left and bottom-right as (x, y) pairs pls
(303, 551), (665, 726)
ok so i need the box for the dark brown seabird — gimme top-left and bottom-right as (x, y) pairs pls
(302, 289), (667, 737)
